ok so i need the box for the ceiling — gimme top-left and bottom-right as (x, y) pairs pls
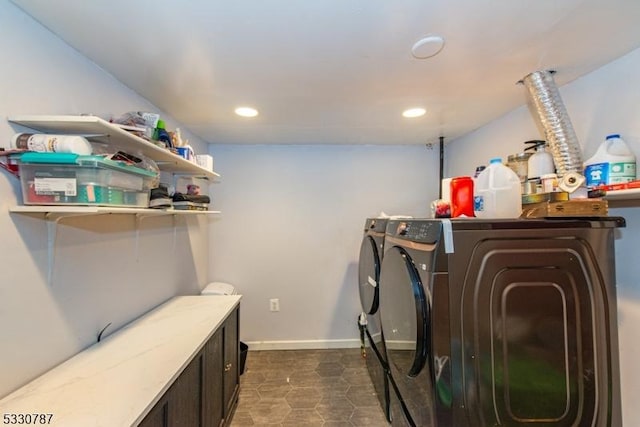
(11, 0), (640, 145)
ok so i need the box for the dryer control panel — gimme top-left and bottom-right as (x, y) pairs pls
(388, 219), (442, 243)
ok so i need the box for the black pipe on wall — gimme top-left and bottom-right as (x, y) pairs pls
(439, 136), (444, 199)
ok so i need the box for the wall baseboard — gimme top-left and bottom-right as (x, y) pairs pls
(243, 339), (361, 351)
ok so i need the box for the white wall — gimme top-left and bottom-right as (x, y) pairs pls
(446, 48), (640, 425)
(208, 144), (439, 348)
(0, 2), (210, 398)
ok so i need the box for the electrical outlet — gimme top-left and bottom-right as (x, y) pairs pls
(269, 298), (280, 312)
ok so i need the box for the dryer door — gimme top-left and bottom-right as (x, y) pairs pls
(379, 245), (435, 426)
(358, 235), (381, 314)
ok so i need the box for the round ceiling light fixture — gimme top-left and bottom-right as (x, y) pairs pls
(402, 107), (426, 118)
(411, 35), (445, 59)
(234, 106), (259, 117)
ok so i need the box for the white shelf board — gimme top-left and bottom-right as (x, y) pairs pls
(164, 208), (221, 215)
(604, 188), (640, 200)
(8, 205), (219, 285)
(8, 115), (219, 180)
(9, 205), (221, 219)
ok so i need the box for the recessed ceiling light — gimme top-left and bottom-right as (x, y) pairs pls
(402, 108), (426, 118)
(235, 107), (259, 117)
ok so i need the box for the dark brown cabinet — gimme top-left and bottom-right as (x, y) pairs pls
(138, 306), (239, 427)
(138, 399), (166, 427)
(222, 307), (240, 422)
(203, 328), (224, 427)
(138, 353), (203, 427)
(204, 306), (240, 427)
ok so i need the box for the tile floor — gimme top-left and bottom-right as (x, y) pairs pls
(230, 348), (389, 426)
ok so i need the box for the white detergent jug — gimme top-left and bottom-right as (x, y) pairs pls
(525, 140), (555, 180)
(584, 134), (636, 187)
(474, 158), (522, 218)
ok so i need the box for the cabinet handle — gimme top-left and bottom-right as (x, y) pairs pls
(225, 363), (232, 372)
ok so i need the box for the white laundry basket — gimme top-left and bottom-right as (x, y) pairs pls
(201, 282), (237, 295)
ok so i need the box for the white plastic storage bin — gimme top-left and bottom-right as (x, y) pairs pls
(17, 152), (157, 207)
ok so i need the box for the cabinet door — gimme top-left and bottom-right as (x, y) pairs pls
(166, 352), (203, 427)
(137, 353), (202, 427)
(138, 398), (167, 427)
(203, 329), (224, 427)
(223, 308), (240, 420)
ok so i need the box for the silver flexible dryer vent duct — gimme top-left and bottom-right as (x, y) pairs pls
(521, 70), (583, 177)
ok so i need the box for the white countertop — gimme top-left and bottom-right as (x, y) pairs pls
(0, 295), (241, 427)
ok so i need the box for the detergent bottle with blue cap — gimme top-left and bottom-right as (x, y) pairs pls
(584, 134), (636, 187)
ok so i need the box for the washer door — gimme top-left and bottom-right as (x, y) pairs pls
(380, 245), (435, 426)
(358, 235), (381, 314)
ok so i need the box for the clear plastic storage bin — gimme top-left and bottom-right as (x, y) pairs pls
(17, 152), (157, 207)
